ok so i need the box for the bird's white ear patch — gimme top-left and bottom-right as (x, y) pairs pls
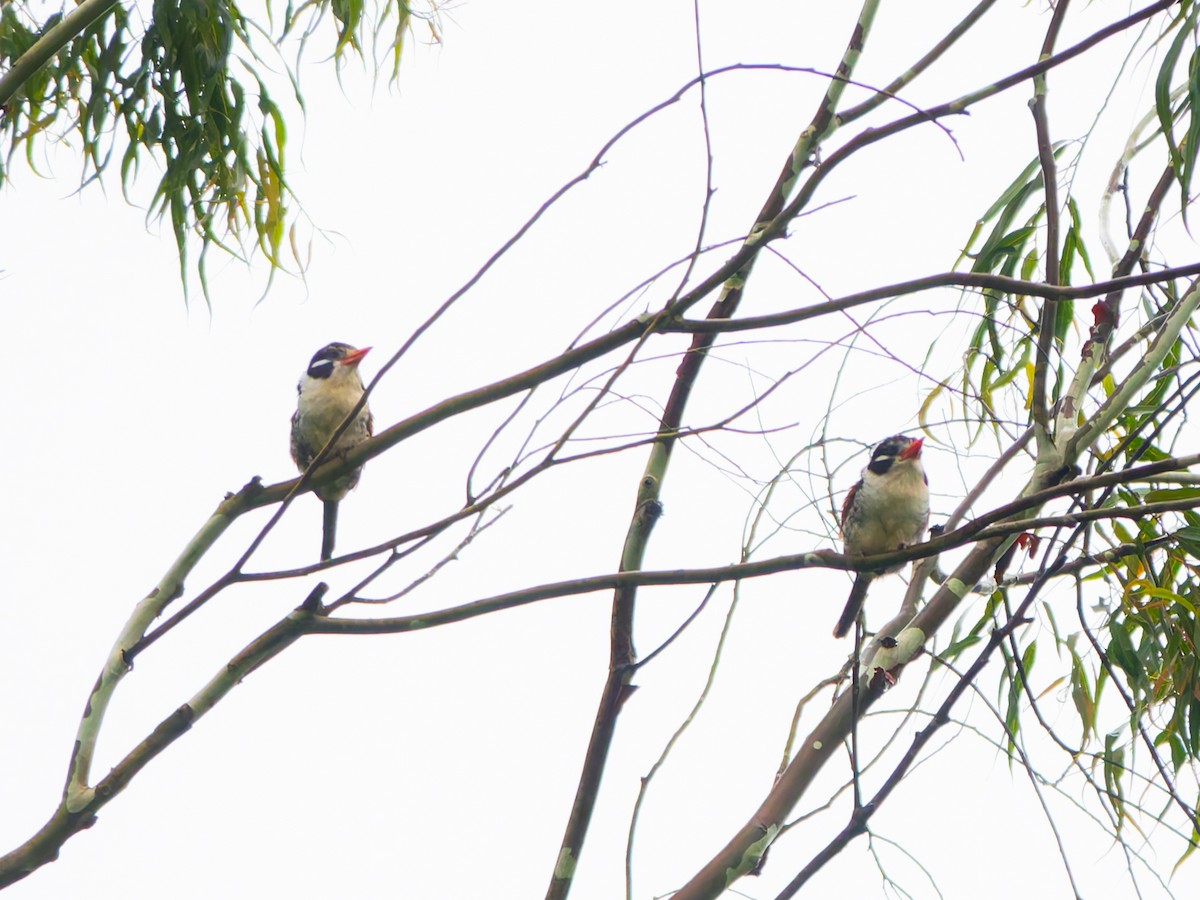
(307, 359), (335, 379)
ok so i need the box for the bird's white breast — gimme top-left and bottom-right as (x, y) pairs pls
(850, 462), (929, 558)
(296, 374), (369, 453)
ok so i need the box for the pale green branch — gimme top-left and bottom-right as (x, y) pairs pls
(0, 0), (121, 108)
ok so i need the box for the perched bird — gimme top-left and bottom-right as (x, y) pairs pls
(834, 434), (930, 639)
(290, 343), (374, 561)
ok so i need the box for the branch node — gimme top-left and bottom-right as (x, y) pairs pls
(299, 583), (329, 614)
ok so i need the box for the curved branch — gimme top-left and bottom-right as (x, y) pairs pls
(0, 586), (322, 889)
(666, 263), (1200, 335)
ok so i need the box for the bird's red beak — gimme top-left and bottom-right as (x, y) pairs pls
(339, 346), (372, 367)
(899, 437), (924, 460)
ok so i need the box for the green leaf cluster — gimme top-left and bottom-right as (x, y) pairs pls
(0, 0), (434, 300)
(1156, 1), (1200, 225)
(952, 153), (1096, 433)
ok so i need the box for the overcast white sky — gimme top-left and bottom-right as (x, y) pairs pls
(2, 1), (1199, 898)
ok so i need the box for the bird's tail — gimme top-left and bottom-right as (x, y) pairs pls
(321, 500), (339, 561)
(833, 574), (872, 638)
